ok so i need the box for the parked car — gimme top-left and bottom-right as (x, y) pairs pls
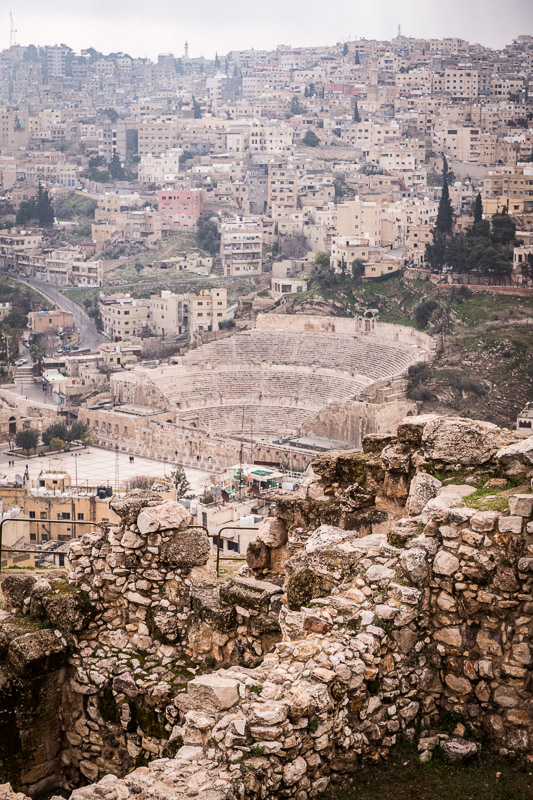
(15, 358), (27, 366)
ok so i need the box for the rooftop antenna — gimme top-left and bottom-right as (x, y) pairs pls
(10, 12), (17, 48)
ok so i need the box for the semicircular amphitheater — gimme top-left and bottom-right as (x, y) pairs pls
(86, 315), (434, 470)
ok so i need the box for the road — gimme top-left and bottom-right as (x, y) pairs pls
(7, 273), (107, 351)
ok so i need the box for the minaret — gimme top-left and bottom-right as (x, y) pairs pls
(184, 41), (189, 59)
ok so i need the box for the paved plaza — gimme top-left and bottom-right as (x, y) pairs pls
(0, 445), (214, 495)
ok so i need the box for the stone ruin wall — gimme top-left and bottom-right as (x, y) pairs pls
(78, 411), (317, 472)
(1, 414), (533, 800)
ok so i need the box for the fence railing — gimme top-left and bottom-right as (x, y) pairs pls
(0, 520), (212, 572)
(214, 525), (257, 573)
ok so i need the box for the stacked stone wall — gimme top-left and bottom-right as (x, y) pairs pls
(1, 414), (533, 800)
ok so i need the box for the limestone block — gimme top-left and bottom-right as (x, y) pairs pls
(112, 672), (138, 698)
(440, 739), (479, 761)
(184, 674), (240, 712)
(282, 756), (307, 786)
(160, 528), (210, 568)
(495, 436), (533, 478)
(397, 414), (440, 445)
(470, 510), (499, 532)
(365, 565), (395, 583)
(257, 517), (287, 548)
(444, 674), (472, 695)
(421, 417), (499, 465)
(399, 548), (429, 585)
(8, 629), (67, 678)
(380, 443), (411, 473)
(405, 472), (442, 516)
(0, 784), (30, 800)
(137, 499), (189, 534)
(497, 516), (523, 535)
(508, 495), (533, 518)
(433, 550), (460, 576)
(434, 627), (463, 648)
(120, 530), (144, 549)
(109, 489), (163, 526)
(1, 574), (36, 609)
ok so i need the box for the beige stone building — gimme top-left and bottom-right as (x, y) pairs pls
(187, 288), (228, 337)
(330, 237), (370, 274)
(148, 291), (187, 338)
(483, 165), (533, 212)
(99, 296), (151, 340)
(220, 219), (262, 276)
(337, 200), (382, 245)
(28, 310), (75, 335)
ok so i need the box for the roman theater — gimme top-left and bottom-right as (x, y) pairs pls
(80, 314), (434, 471)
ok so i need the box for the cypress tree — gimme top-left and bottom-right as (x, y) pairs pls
(353, 101), (360, 123)
(473, 193), (483, 224)
(436, 179), (453, 234)
(36, 183), (54, 228)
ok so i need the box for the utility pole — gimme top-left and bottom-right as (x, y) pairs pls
(250, 418), (253, 464)
(114, 446), (119, 493)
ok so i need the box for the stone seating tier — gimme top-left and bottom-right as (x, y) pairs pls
(182, 330), (423, 380)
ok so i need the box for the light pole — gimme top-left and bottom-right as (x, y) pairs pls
(73, 452), (79, 488)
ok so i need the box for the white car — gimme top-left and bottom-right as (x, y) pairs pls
(15, 358), (27, 366)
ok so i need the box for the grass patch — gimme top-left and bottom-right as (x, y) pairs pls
(325, 743), (533, 800)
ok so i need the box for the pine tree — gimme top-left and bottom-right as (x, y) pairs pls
(442, 153), (449, 181)
(354, 50), (360, 65)
(353, 101), (360, 123)
(473, 193), (483, 224)
(436, 180), (453, 234)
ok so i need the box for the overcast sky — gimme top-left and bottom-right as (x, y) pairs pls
(7, 0), (533, 59)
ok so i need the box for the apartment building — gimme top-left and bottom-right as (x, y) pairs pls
(249, 122), (293, 153)
(28, 310), (75, 335)
(158, 188), (204, 228)
(148, 291), (187, 338)
(267, 163), (298, 214)
(433, 124), (496, 164)
(99, 296), (151, 340)
(36, 248), (103, 287)
(336, 199), (382, 246)
(138, 148), (182, 183)
(330, 237), (371, 274)
(220, 218), (263, 276)
(483, 165), (533, 212)
(186, 288), (228, 336)
(137, 118), (181, 156)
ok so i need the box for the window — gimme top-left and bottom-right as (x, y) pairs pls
(77, 513), (84, 521)
(29, 511), (36, 519)
(40, 511), (47, 519)
(30, 532), (36, 542)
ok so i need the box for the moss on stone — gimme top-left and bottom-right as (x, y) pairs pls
(97, 686), (120, 724)
(135, 704), (169, 739)
(286, 569), (334, 611)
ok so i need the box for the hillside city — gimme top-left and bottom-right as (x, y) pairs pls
(0, 19), (532, 800)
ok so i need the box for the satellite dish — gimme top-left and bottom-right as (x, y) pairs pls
(14, 474), (23, 485)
